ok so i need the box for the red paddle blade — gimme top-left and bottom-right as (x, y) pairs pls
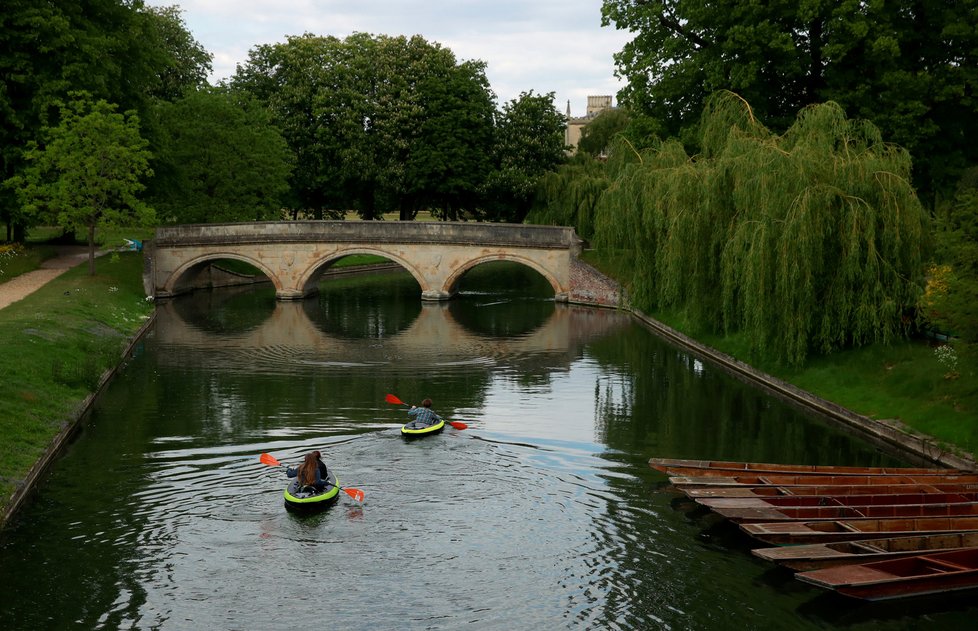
(344, 487), (365, 502)
(259, 453), (281, 467)
(448, 420), (468, 430)
(385, 393), (405, 405)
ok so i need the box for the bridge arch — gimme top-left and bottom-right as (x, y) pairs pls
(298, 247), (427, 296)
(443, 254), (560, 298)
(164, 251), (282, 296)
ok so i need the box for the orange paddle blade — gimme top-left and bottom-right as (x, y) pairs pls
(385, 393), (405, 405)
(259, 453), (281, 467)
(448, 420), (468, 430)
(344, 487), (365, 502)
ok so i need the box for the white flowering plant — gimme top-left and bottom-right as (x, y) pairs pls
(934, 344), (959, 379)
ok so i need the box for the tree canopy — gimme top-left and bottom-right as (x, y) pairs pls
(602, 0), (978, 198)
(13, 94), (154, 274)
(0, 1), (210, 240)
(483, 91), (568, 223)
(924, 175), (978, 355)
(147, 88), (292, 224)
(231, 33), (503, 220)
(586, 92), (927, 364)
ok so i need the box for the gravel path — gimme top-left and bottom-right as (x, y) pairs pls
(0, 246), (97, 310)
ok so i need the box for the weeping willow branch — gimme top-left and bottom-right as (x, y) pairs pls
(587, 93), (926, 365)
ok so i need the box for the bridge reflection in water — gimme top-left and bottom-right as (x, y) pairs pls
(152, 291), (630, 372)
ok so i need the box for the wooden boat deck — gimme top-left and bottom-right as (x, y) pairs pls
(683, 482), (978, 498)
(752, 532), (978, 571)
(650, 458), (970, 478)
(697, 491), (978, 509)
(741, 517), (978, 545)
(657, 458), (978, 600)
(796, 548), (978, 600)
(671, 473), (978, 488)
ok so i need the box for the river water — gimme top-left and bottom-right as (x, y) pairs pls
(1, 264), (974, 630)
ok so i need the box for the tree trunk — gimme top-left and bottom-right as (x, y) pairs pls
(87, 223), (97, 275)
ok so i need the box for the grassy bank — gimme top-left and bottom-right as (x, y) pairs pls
(0, 251), (152, 513)
(582, 250), (978, 460)
(0, 244), (58, 282)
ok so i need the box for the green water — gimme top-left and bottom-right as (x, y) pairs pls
(1, 264), (973, 630)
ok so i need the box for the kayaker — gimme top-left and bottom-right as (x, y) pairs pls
(407, 398), (443, 427)
(286, 451), (330, 491)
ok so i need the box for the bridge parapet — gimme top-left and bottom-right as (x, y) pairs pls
(154, 221), (581, 252)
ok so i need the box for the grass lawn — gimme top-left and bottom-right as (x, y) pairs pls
(0, 251), (152, 510)
(0, 243), (59, 282)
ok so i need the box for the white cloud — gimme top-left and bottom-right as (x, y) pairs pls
(146, 0), (633, 115)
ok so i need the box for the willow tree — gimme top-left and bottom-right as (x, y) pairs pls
(594, 91), (927, 365)
(529, 154), (610, 240)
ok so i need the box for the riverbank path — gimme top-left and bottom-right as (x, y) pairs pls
(0, 246), (107, 310)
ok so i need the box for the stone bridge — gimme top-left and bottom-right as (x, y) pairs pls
(146, 221), (584, 301)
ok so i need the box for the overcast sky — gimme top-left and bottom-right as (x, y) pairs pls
(146, 0), (634, 117)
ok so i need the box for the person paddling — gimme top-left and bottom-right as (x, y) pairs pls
(285, 451), (330, 491)
(406, 398), (442, 428)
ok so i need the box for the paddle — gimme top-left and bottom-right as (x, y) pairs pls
(259, 453), (365, 502)
(384, 393), (468, 429)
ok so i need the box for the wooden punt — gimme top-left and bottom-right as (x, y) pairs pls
(795, 548), (978, 601)
(650, 458), (970, 478)
(741, 516), (978, 546)
(671, 473), (978, 489)
(682, 482), (978, 498)
(711, 501), (978, 524)
(696, 491), (978, 510)
(752, 532), (978, 571)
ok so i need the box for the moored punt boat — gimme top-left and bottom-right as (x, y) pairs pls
(671, 473), (978, 489)
(683, 482), (978, 499)
(741, 516), (978, 545)
(650, 458), (970, 478)
(697, 491), (978, 510)
(752, 532), (978, 571)
(795, 548), (978, 601)
(712, 501), (978, 524)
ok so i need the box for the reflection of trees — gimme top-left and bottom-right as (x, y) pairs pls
(169, 284), (276, 334)
(0, 360), (160, 627)
(450, 261), (554, 337)
(303, 270), (420, 339)
(587, 327), (910, 467)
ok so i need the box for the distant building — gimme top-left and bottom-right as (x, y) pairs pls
(565, 95), (614, 154)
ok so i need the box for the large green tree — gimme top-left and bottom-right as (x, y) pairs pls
(0, 0), (210, 241)
(231, 34), (349, 218)
(577, 108), (631, 157)
(484, 91), (568, 223)
(602, 0), (978, 197)
(13, 94), (154, 274)
(147, 88), (292, 224)
(231, 33), (497, 220)
(591, 92), (926, 365)
(924, 174), (978, 355)
(141, 5), (212, 101)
